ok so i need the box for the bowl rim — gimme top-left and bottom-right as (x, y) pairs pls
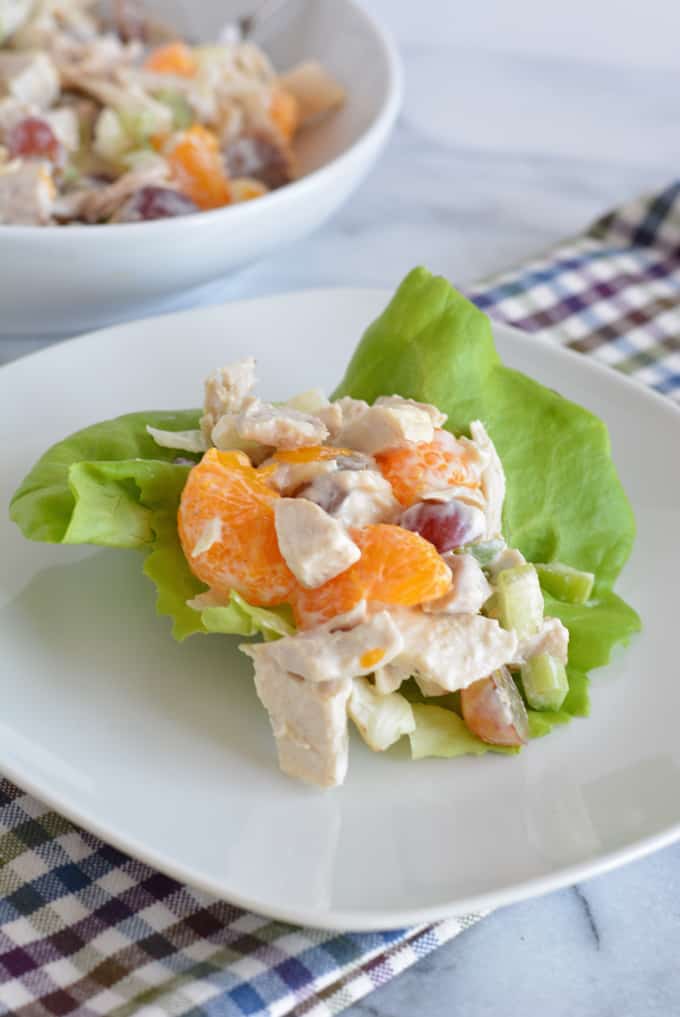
(0, 0), (403, 240)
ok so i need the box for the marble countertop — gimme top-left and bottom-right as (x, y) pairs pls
(2, 1), (679, 1012)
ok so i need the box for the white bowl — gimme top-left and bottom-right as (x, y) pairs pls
(1, 0), (402, 335)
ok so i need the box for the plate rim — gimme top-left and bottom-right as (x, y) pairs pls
(2, 287), (680, 931)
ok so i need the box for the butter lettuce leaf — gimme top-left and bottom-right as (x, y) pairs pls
(335, 267), (640, 733)
(10, 409), (201, 544)
(9, 268), (640, 748)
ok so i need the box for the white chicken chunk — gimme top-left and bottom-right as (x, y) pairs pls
(318, 396), (369, 442)
(210, 411), (270, 464)
(423, 552), (493, 615)
(487, 545), (527, 577)
(301, 468), (399, 527)
(0, 161), (54, 224)
(385, 608), (518, 693)
(512, 616), (569, 667)
(337, 402), (434, 455)
(0, 0), (33, 43)
(373, 659), (412, 696)
(243, 611), (404, 684)
(43, 107), (79, 151)
(201, 358), (257, 439)
(284, 388), (330, 414)
(274, 498), (360, 588)
(375, 395), (447, 428)
(237, 398), (328, 449)
(470, 420), (505, 539)
(0, 51), (59, 108)
(269, 457), (338, 496)
(252, 657), (352, 787)
(279, 60), (345, 126)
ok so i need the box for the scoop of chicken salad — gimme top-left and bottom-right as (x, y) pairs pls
(0, 0), (344, 225)
(9, 268), (640, 787)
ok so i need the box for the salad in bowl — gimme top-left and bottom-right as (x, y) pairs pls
(9, 269), (640, 787)
(0, 0), (344, 223)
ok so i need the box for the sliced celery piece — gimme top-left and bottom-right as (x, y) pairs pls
(459, 538), (505, 567)
(521, 653), (569, 711)
(496, 564), (544, 639)
(535, 562), (595, 604)
(156, 90), (194, 130)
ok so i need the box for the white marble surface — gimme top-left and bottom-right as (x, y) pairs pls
(3, 2), (680, 1012)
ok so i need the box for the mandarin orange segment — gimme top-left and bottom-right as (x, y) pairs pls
(272, 446), (354, 464)
(293, 523), (451, 628)
(178, 448), (296, 607)
(376, 429), (482, 506)
(144, 42), (198, 76)
(269, 86), (299, 140)
(166, 125), (231, 210)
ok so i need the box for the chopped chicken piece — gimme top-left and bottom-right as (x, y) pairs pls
(413, 673), (449, 697)
(424, 552), (493, 615)
(470, 420), (505, 538)
(201, 358), (257, 439)
(0, 51), (59, 108)
(284, 388), (329, 414)
(511, 616), (569, 667)
(318, 396), (368, 442)
(269, 457), (338, 496)
(251, 657), (351, 787)
(337, 402), (435, 455)
(0, 161), (54, 223)
(59, 70), (173, 136)
(374, 659), (412, 696)
(386, 608), (518, 692)
(43, 107), (79, 151)
(237, 398), (328, 449)
(242, 611), (404, 684)
(375, 395), (447, 428)
(0, 0), (33, 42)
(64, 162), (171, 222)
(209, 411), (270, 465)
(487, 545), (527, 577)
(223, 126), (294, 190)
(274, 498), (360, 588)
(316, 402), (343, 440)
(301, 468), (400, 527)
(419, 484), (486, 511)
(279, 60), (345, 126)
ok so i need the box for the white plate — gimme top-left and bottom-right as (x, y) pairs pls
(0, 0), (402, 335)
(1, 290), (678, 931)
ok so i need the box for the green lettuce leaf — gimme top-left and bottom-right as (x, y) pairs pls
(10, 409), (201, 544)
(8, 410), (300, 643)
(334, 267), (635, 591)
(410, 703), (518, 758)
(202, 593), (295, 641)
(334, 267), (640, 735)
(8, 267), (640, 753)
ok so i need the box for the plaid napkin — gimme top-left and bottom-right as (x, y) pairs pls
(2, 182), (679, 1017)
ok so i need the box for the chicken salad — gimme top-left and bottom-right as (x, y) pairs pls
(9, 268), (640, 787)
(0, 0), (344, 224)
